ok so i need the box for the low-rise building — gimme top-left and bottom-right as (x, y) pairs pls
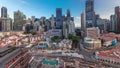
(86, 27), (100, 38)
(96, 48), (120, 64)
(59, 39), (72, 49)
(100, 33), (117, 47)
(46, 29), (62, 37)
(84, 37), (101, 49)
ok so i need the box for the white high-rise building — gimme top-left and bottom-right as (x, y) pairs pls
(63, 21), (68, 38)
(50, 14), (55, 29)
(31, 16), (35, 24)
(63, 19), (75, 38)
(68, 20), (75, 35)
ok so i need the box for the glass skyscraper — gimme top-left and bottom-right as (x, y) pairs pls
(56, 8), (63, 29)
(85, 0), (95, 28)
(1, 7), (7, 18)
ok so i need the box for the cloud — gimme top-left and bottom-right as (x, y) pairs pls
(74, 17), (81, 27)
(18, 0), (29, 5)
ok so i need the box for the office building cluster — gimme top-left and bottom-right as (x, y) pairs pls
(23, 8), (75, 38)
(0, 7), (13, 31)
(81, 0), (120, 50)
(81, 0), (110, 34)
(0, 7), (75, 38)
(81, 0), (120, 34)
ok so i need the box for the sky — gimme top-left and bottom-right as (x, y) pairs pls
(0, 0), (120, 27)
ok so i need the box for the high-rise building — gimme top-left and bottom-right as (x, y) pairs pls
(63, 10), (75, 38)
(115, 6), (120, 33)
(95, 14), (100, 27)
(31, 16), (35, 24)
(44, 19), (51, 31)
(81, 12), (86, 32)
(110, 15), (115, 32)
(1, 7), (7, 18)
(56, 8), (63, 29)
(13, 10), (26, 31)
(40, 16), (46, 26)
(0, 19), (2, 31)
(85, 0), (95, 28)
(67, 9), (71, 18)
(97, 19), (110, 32)
(0, 7), (12, 31)
(50, 14), (55, 29)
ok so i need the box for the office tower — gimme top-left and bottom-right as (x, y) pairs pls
(0, 19), (2, 31)
(50, 14), (55, 29)
(68, 21), (75, 35)
(97, 19), (110, 32)
(13, 10), (26, 31)
(6, 18), (12, 31)
(85, 0), (95, 28)
(0, 7), (12, 31)
(63, 10), (75, 38)
(40, 16), (46, 26)
(44, 19), (51, 31)
(56, 8), (63, 29)
(31, 16), (35, 24)
(63, 21), (68, 38)
(67, 9), (71, 18)
(95, 14), (100, 27)
(110, 15), (115, 32)
(0, 18), (12, 31)
(81, 12), (86, 32)
(1, 7), (7, 18)
(115, 6), (120, 33)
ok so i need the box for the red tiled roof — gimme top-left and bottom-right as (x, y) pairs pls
(98, 48), (120, 59)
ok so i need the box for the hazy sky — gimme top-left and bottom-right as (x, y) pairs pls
(0, 0), (120, 27)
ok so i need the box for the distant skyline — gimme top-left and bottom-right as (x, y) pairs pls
(0, 0), (120, 27)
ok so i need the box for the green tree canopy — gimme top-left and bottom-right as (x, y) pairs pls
(51, 36), (59, 42)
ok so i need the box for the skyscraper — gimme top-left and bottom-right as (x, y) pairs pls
(0, 19), (2, 31)
(1, 7), (7, 18)
(110, 15), (115, 32)
(50, 14), (55, 29)
(115, 6), (120, 33)
(85, 0), (95, 28)
(0, 7), (12, 31)
(56, 8), (63, 29)
(67, 9), (71, 18)
(13, 10), (26, 31)
(81, 12), (86, 32)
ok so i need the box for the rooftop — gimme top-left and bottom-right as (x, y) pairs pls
(98, 48), (120, 59)
(42, 60), (59, 66)
(0, 46), (10, 53)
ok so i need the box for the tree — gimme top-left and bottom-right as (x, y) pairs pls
(68, 34), (79, 49)
(75, 29), (81, 36)
(51, 36), (59, 42)
(68, 34), (73, 39)
(72, 36), (79, 48)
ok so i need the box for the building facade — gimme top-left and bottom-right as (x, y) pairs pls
(56, 8), (63, 29)
(81, 12), (86, 32)
(97, 19), (110, 32)
(115, 6), (120, 33)
(13, 10), (26, 31)
(110, 15), (115, 32)
(50, 14), (55, 29)
(84, 37), (101, 49)
(1, 6), (7, 18)
(0, 7), (12, 31)
(85, 0), (95, 28)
